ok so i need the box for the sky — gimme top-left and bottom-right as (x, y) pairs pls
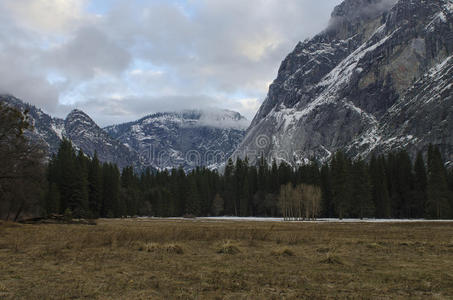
(0, 0), (341, 127)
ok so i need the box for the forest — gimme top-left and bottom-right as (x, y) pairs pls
(42, 139), (453, 220)
(2, 103), (453, 220)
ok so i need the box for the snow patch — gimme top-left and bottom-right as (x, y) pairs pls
(51, 122), (64, 139)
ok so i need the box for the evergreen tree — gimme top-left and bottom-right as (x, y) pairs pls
(186, 176), (201, 216)
(392, 150), (414, 218)
(88, 152), (103, 217)
(369, 155), (391, 218)
(247, 165), (258, 216)
(45, 154), (60, 214)
(102, 163), (121, 217)
(211, 193), (224, 216)
(55, 138), (77, 213)
(223, 158), (235, 215)
(385, 152), (398, 218)
(413, 151), (427, 218)
(351, 160), (374, 219)
(70, 150), (89, 217)
(270, 159), (280, 193)
(426, 145), (450, 219)
(320, 163), (333, 218)
(240, 175), (250, 216)
(331, 151), (351, 219)
(45, 182), (60, 215)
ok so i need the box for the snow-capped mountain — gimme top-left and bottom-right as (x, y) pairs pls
(1, 95), (65, 155)
(104, 110), (247, 171)
(235, 0), (453, 165)
(64, 109), (141, 169)
(1, 95), (246, 171)
(0, 95), (140, 169)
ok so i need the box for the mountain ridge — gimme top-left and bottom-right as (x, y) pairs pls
(0, 94), (247, 171)
(235, 0), (453, 166)
(104, 109), (247, 171)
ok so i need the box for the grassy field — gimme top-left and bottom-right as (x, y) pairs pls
(1, 219), (453, 299)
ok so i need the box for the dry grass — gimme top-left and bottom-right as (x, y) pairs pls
(217, 240), (241, 255)
(1, 219), (453, 299)
(270, 247), (295, 257)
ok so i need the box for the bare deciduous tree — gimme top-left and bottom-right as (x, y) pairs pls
(279, 183), (322, 221)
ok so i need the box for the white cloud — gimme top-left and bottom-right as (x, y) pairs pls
(0, 0), (342, 126)
(0, 0), (89, 34)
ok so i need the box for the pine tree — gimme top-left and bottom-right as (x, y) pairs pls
(369, 155), (391, 218)
(102, 163), (121, 217)
(70, 150), (89, 217)
(88, 152), (103, 217)
(46, 182), (60, 215)
(385, 152), (398, 218)
(247, 165), (258, 216)
(351, 160), (374, 219)
(223, 158), (235, 215)
(45, 154), (61, 215)
(186, 176), (201, 216)
(331, 151), (351, 219)
(270, 159), (279, 194)
(240, 175), (250, 216)
(174, 167), (188, 216)
(413, 151), (427, 218)
(394, 150), (414, 218)
(320, 163), (333, 218)
(55, 138), (77, 213)
(426, 145), (450, 219)
(121, 166), (140, 216)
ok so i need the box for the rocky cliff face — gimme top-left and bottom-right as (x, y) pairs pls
(1, 95), (246, 171)
(235, 0), (453, 165)
(64, 109), (141, 169)
(104, 110), (247, 171)
(0, 95), (140, 169)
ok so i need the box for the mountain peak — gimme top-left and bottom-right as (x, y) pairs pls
(236, 0), (453, 166)
(136, 108), (249, 130)
(66, 109), (97, 127)
(331, 0), (397, 19)
(67, 108), (91, 118)
(105, 108), (247, 171)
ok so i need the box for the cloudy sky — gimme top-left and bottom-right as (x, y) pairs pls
(0, 0), (341, 126)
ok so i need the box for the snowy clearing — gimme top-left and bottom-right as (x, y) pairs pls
(130, 217), (453, 223)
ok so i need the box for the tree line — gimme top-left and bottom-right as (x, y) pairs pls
(2, 103), (453, 220)
(43, 139), (453, 220)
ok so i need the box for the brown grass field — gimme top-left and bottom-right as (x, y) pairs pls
(1, 219), (453, 299)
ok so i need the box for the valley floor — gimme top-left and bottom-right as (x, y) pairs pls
(1, 219), (453, 299)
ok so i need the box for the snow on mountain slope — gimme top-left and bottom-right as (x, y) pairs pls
(105, 110), (247, 171)
(235, 0), (453, 165)
(0, 95), (140, 169)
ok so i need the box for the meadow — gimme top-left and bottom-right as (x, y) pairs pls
(1, 219), (453, 299)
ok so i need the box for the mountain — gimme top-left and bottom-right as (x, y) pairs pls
(0, 95), (140, 169)
(63, 109), (141, 169)
(104, 110), (247, 171)
(235, 0), (453, 166)
(1, 95), (246, 171)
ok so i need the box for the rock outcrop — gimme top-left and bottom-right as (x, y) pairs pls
(235, 0), (453, 165)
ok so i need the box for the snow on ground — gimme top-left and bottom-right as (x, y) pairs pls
(200, 217), (453, 223)
(129, 217), (453, 223)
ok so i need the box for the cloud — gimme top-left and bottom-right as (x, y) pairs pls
(47, 26), (132, 81)
(0, 0), (342, 126)
(328, 0), (398, 29)
(0, 0), (88, 34)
